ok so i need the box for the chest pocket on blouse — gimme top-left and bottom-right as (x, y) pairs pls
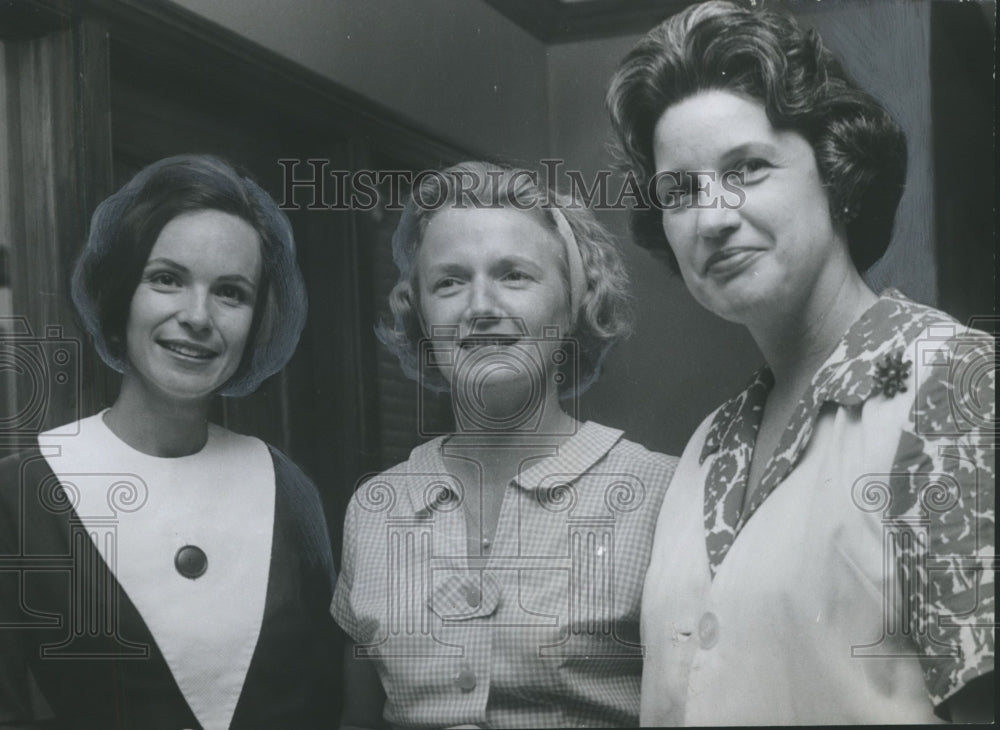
(429, 571), (501, 621)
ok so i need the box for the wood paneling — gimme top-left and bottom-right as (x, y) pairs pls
(1, 0), (467, 561)
(0, 12), (113, 447)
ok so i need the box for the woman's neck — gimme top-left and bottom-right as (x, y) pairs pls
(749, 265), (877, 390)
(448, 382), (576, 446)
(104, 377), (211, 457)
(446, 384), (576, 479)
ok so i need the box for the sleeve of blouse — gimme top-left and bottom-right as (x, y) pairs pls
(888, 328), (995, 710)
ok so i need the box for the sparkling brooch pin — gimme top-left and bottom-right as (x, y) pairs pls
(873, 351), (912, 397)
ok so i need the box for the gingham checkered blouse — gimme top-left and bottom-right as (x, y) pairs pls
(332, 420), (676, 728)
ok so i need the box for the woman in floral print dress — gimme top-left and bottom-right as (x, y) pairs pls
(607, 1), (993, 725)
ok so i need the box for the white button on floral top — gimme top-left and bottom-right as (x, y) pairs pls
(641, 290), (994, 726)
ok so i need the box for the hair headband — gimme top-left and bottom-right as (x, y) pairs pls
(549, 206), (587, 326)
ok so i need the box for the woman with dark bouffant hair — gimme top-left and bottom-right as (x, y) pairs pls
(607, 1), (993, 725)
(0, 155), (338, 728)
(333, 160), (676, 728)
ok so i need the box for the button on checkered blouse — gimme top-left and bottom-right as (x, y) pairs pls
(332, 421), (676, 728)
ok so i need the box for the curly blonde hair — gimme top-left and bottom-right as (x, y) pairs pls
(376, 160), (633, 396)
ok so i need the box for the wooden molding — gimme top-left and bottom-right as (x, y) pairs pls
(7, 0), (469, 166)
(483, 0), (695, 43)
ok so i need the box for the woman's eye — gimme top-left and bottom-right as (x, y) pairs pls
(147, 271), (181, 288)
(735, 158), (772, 181)
(217, 285), (251, 305)
(433, 277), (460, 293)
(502, 270), (532, 284)
(655, 177), (692, 212)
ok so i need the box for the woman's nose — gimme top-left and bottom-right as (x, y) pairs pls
(466, 279), (501, 316)
(177, 289), (212, 331)
(464, 279), (503, 330)
(695, 201), (741, 240)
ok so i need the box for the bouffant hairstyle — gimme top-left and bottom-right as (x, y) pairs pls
(376, 160), (633, 396)
(607, 0), (907, 273)
(71, 154), (308, 397)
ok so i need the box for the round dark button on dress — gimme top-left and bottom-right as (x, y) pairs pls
(454, 664), (477, 692)
(175, 545), (208, 579)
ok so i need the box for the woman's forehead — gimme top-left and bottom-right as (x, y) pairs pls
(652, 90), (777, 167)
(418, 206), (561, 263)
(148, 209), (262, 280)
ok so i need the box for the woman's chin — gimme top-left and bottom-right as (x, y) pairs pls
(693, 283), (778, 327)
(122, 370), (229, 408)
(450, 374), (553, 428)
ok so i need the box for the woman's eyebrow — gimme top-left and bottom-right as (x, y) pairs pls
(217, 273), (259, 289)
(664, 141), (779, 173)
(492, 253), (543, 268)
(144, 259), (258, 288)
(423, 261), (467, 275)
(720, 141), (777, 165)
(143, 256), (188, 271)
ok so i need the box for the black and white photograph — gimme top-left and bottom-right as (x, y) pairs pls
(0, 0), (994, 727)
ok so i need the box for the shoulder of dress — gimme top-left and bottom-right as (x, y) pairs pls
(600, 436), (680, 491)
(903, 317), (995, 394)
(262, 443), (314, 485)
(361, 436), (448, 482)
(607, 436), (678, 468)
(901, 333), (995, 446)
(887, 298), (987, 348)
(208, 422), (264, 449)
(206, 427), (285, 474)
(346, 443), (454, 521)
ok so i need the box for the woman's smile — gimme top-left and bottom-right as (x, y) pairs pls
(458, 334), (522, 349)
(703, 246), (766, 278)
(124, 209), (262, 404)
(157, 338), (221, 360)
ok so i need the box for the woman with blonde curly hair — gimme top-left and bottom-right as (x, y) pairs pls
(333, 161), (676, 728)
